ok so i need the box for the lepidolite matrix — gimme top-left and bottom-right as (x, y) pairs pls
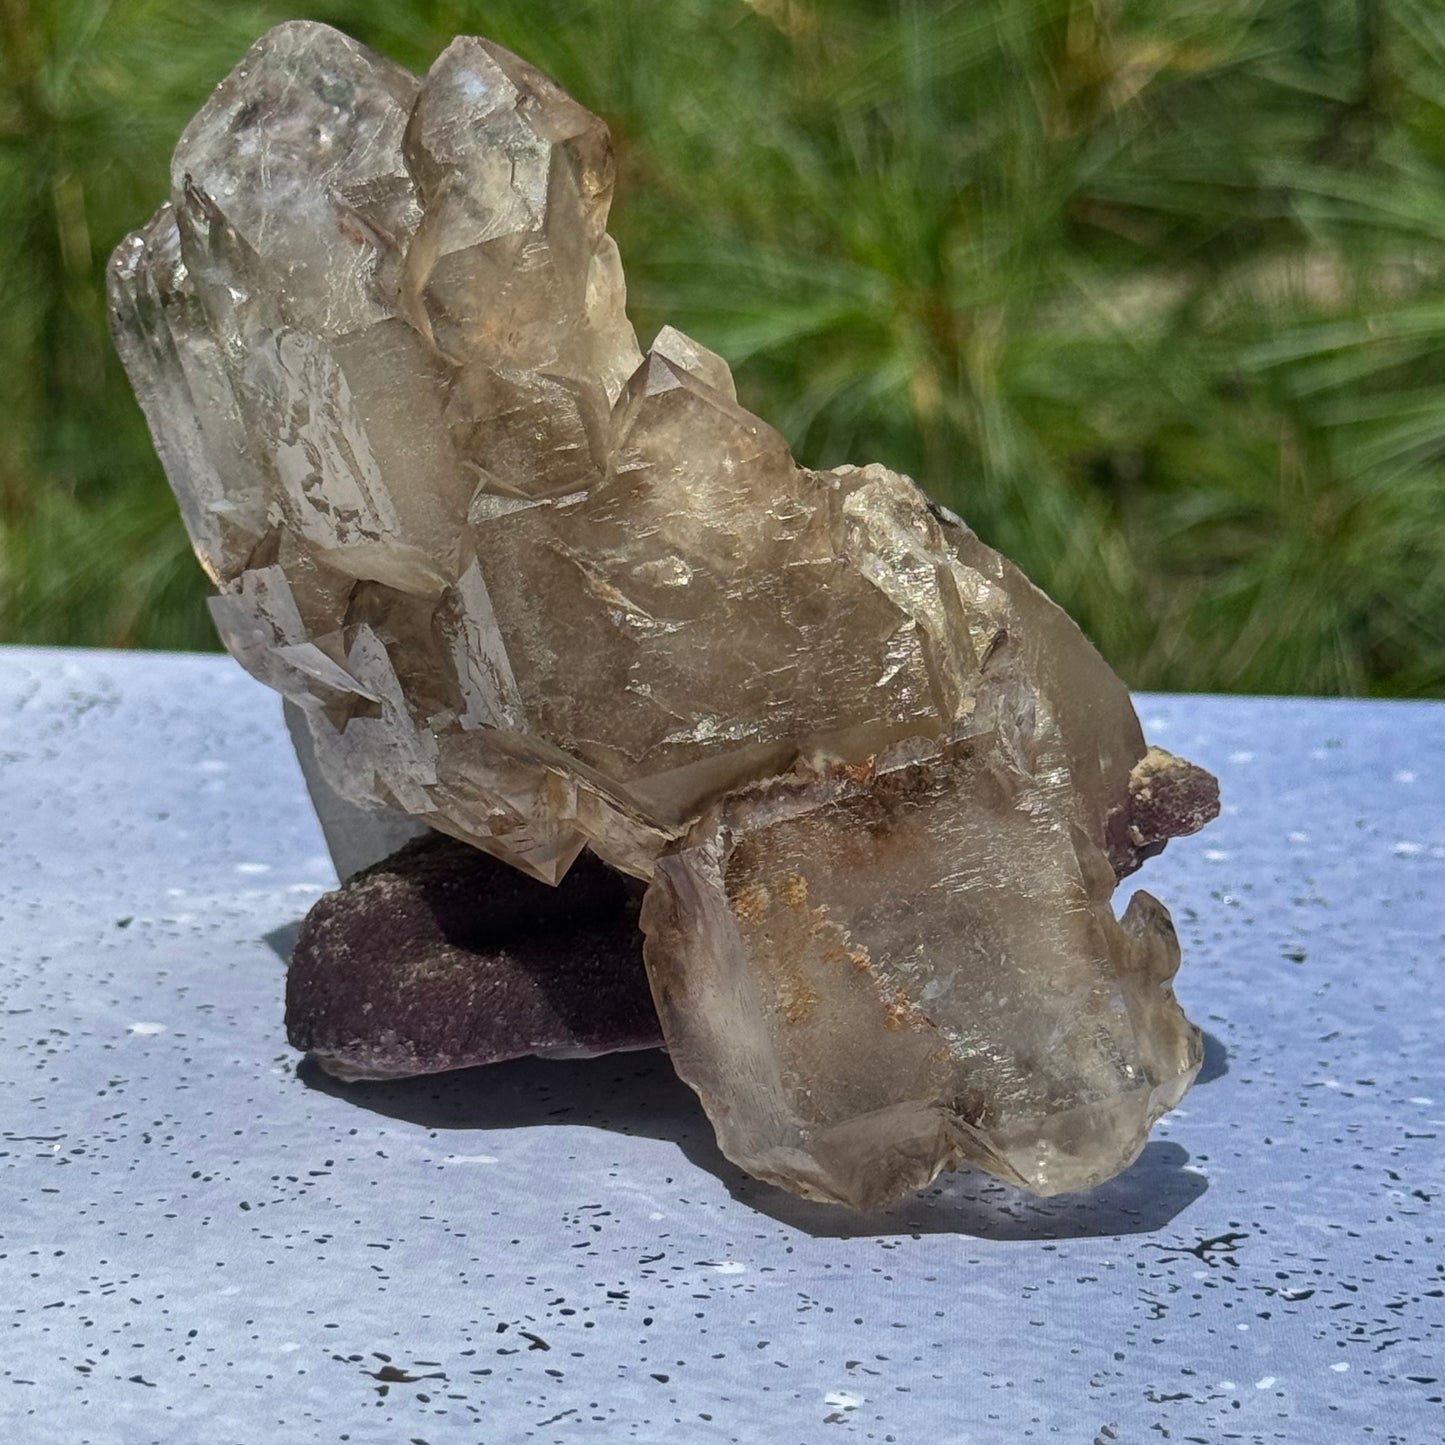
(110, 22), (1218, 1210)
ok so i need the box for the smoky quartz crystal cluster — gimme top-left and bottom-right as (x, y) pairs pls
(110, 22), (1219, 1210)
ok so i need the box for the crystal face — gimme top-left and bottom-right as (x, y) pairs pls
(109, 21), (1220, 1209)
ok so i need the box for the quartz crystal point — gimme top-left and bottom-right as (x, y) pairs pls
(109, 21), (1220, 1209)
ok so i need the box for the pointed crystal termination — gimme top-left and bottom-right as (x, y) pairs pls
(109, 21), (1220, 1210)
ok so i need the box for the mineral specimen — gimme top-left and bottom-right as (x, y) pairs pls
(109, 21), (1219, 1209)
(288, 833), (657, 1081)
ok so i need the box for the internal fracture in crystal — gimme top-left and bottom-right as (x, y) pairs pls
(110, 21), (1219, 1209)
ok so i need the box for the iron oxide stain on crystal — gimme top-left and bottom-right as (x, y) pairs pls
(109, 22), (1219, 1209)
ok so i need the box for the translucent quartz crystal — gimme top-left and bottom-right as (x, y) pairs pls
(109, 21), (1218, 1209)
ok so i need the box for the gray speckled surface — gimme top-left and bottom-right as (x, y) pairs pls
(1, 646), (1441, 1445)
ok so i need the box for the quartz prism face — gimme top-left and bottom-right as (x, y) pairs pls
(642, 742), (1203, 1210)
(109, 20), (1220, 1210)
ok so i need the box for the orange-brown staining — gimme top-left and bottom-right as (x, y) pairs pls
(822, 939), (872, 974)
(731, 876), (823, 1027)
(732, 881), (771, 924)
(739, 874), (864, 1029)
(883, 987), (914, 1033)
(778, 972), (820, 1026)
(778, 872), (809, 908)
(336, 213), (370, 247)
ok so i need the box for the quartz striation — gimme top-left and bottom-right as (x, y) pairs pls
(109, 21), (1219, 1209)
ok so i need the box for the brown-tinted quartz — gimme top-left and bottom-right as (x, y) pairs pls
(110, 21), (1219, 1208)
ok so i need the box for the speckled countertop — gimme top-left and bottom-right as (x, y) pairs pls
(2, 646), (1441, 1445)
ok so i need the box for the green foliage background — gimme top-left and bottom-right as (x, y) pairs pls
(2, 0), (1442, 694)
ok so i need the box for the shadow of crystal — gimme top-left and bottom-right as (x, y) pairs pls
(296, 1034), (1220, 1240)
(264, 918), (304, 965)
(729, 1138), (1207, 1241)
(1195, 1026), (1230, 1086)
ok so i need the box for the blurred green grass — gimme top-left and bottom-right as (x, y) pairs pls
(2, 0), (1442, 694)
